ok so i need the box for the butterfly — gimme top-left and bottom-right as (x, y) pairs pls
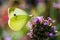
(8, 8), (30, 31)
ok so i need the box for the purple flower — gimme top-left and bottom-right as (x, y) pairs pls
(27, 16), (56, 39)
(44, 22), (47, 25)
(54, 26), (57, 31)
(37, 16), (44, 22)
(49, 33), (53, 37)
(47, 17), (51, 20)
(53, 3), (60, 9)
(33, 18), (39, 23)
(52, 20), (55, 23)
(53, 3), (58, 8)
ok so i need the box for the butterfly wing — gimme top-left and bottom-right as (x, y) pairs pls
(8, 8), (29, 31)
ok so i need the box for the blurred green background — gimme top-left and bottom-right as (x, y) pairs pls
(0, 0), (60, 40)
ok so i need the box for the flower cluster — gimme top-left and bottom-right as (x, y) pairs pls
(27, 16), (57, 40)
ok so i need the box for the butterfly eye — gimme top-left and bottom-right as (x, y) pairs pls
(14, 14), (16, 16)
